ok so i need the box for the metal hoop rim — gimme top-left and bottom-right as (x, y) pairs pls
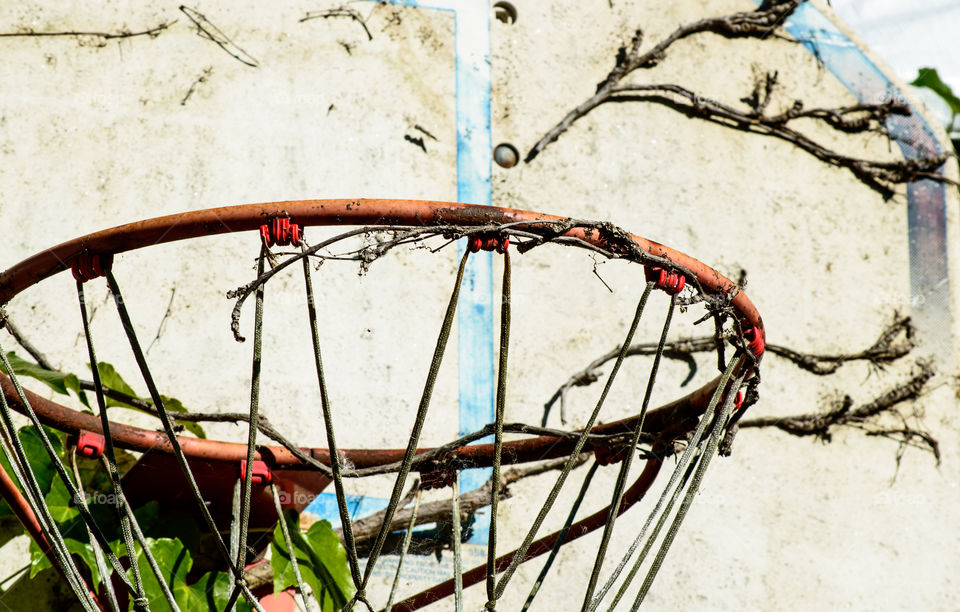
(0, 199), (763, 469)
(0, 199), (763, 332)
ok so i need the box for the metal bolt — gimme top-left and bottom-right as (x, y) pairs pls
(494, 143), (519, 168)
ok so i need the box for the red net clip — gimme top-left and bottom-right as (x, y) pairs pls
(742, 326), (765, 358)
(259, 216), (302, 247)
(644, 266), (685, 295)
(71, 252), (114, 283)
(76, 431), (106, 459)
(717, 390), (745, 415)
(593, 445), (627, 466)
(240, 460), (273, 486)
(467, 233), (509, 254)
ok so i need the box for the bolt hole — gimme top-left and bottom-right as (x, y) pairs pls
(494, 143), (519, 168)
(493, 2), (517, 25)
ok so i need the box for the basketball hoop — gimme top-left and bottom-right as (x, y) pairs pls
(0, 199), (763, 610)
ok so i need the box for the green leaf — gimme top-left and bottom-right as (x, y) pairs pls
(143, 510), (203, 554)
(128, 537), (220, 612)
(74, 447), (138, 497)
(29, 535), (104, 589)
(272, 511), (354, 611)
(912, 67), (960, 117)
(28, 536), (49, 578)
(90, 362), (206, 438)
(303, 519), (353, 599)
(9, 424), (126, 591)
(0, 351), (88, 406)
(63, 373), (90, 408)
(0, 515), (25, 540)
(0, 425), (65, 504)
(132, 500), (161, 536)
(8, 424), (148, 596)
(18, 426), (73, 522)
(1, 352), (89, 408)
(187, 571), (253, 612)
(0, 428), (63, 517)
(44, 472), (79, 523)
(92, 362), (139, 409)
(2, 352), (69, 395)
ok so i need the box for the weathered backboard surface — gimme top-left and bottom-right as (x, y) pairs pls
(0, 0), (958, 609)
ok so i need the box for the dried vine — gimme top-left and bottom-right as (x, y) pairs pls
(348, 455), (590, 554)
(300, 7), (374, 41)
(526, 0), (956, 198)
(737, 360), (939, 465)
(180, 67), (213, 106)
(0, 21), (175, 45)
(543, 314), (915, 425)
(179, 5), (259, 68)
(545, 313), (937, 464)
(766, 313), (914, 374)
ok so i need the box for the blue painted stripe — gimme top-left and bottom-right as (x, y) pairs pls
(308, 493), (387, 530)
(774, 2), (952, 361)
(450, 0), (495, 545)
(306, 0), (495, 545)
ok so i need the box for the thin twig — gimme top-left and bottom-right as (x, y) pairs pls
(179, 5), (259, 67)
(180, 67), (213, 106)
(2, 318), (56, 371)
(146, 287), (176, 353)
(300, 7), (373, 41)
(414, 125), (438, 141)
(0, 21), (175, 45)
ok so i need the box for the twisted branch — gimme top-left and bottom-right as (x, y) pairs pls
(526, 0), (956, 198)
(543, 314), (915, 426)
(738, 360), (938, 463)
(606, 82), (951, 197)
